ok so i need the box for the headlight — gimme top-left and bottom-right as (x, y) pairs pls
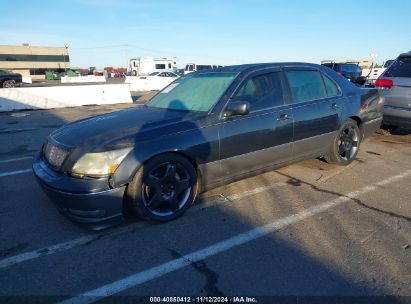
(43, 142), (69, 170)
(72, 147), (132, 176)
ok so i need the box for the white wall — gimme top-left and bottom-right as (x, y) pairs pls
(125, 76), (175, 91)
(61, 75), (106, 83)
(0, 84), (132, 112)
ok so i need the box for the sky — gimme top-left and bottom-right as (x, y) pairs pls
(0, 0), (410, 69)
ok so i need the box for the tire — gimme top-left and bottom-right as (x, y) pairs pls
(2, 80), (16, 88)
(131, 71), (137, 76)
(325, 119), (361, 166)
(125, 154), (199, 222)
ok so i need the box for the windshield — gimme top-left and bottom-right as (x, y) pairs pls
(149, 72), (160, 76)
(147, 72), (237, 112)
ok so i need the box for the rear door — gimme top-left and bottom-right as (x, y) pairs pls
(219, 68), (293, 177)
(284, 68), (341, 159)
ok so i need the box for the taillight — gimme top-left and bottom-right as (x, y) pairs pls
(360, 103), (368, 112)
(375, 79), (393, 88)
(139, 76), (147, 79)
(338, 72), (343, 75)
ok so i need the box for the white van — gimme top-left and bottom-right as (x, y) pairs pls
(184, 63), (223, 75)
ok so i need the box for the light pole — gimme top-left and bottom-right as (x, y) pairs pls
(64, 45), (69, 74)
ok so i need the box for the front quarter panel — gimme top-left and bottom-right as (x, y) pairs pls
(110, 120), (220, 187)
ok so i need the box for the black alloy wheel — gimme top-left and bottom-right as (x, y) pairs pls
(338, 124), (359, 161)
(2, 80), (16, 88)
(325, 119), (361, 165)
(126, 154), (198, 221)
(142, 162), (191, 216)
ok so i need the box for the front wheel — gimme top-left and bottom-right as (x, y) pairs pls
(2, 80), (16, 88)
(125, 154), (199, 222)
(325, 119), (361, 166)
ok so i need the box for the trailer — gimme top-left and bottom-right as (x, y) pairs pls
(129, 57), (177, 76)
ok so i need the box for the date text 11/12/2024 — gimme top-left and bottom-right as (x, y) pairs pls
(149, 297), (257, 303)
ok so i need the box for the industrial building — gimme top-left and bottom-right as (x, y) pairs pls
(0, 44), (70, 80)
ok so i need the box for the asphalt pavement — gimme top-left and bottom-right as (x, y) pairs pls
(0, 105), (410, 304)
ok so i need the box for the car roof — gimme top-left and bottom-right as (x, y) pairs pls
(399, 51), (411, 58)
(197, 62), (323, 75)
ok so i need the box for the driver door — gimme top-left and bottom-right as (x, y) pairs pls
(219, 69), (293, 178)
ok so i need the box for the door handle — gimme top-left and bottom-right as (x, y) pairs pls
(277, 114), (291, 121)
(331, 103), (340, 111)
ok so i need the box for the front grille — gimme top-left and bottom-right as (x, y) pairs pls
(43, 142), (69, 170)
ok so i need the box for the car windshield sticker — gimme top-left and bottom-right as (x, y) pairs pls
(161, 83), (180, 93)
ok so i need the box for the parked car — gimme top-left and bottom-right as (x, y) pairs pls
(174, 68), (185, 77)
(33, 62), (383, 229)
(321, 62), (366, 86)
(375, 51), (411, 130)
(129, 71), (179, 91)
(0, 70), (22, 88)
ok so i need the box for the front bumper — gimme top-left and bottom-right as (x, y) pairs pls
(33, 156), (126, 230)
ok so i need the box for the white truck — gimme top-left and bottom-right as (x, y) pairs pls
(129, 57), (177, 76)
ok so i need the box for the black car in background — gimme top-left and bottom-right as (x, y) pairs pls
(33, 63), (383, 229)
(322, 62), (366, 85)
(0, 70), (22, 88)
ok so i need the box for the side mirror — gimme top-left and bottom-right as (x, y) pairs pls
(223, 101), (250, 118)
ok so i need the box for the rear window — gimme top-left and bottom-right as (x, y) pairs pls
(322, 63), (333, 69)
(384, 57), (411, 78)
(383, 60), (394, 68)
(285, 71), (327, 103)
(339, 64), (358, 73)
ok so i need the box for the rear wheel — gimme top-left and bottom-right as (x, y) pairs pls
(325, 119), (361, 166)
(126, 154), (199, 222)
(2, 80), (15, 88)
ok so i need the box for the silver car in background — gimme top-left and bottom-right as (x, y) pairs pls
(376, 51), (411, 130)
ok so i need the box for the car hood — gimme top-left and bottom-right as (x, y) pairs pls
(49, 106), (205, 150)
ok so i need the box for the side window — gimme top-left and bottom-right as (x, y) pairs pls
(322, 73), (340, 97)
(232, 72), (284, 112)
(285, 71), (327, 103)
(155, 64), (166, 70)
